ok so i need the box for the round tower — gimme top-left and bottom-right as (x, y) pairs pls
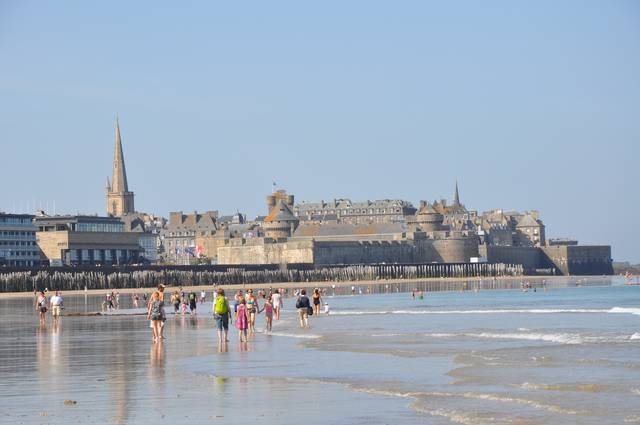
(416, 203), (444, 232)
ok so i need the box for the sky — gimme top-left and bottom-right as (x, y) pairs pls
(0, 1), (639, 262)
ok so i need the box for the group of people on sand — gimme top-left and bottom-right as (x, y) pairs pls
(34, 290), (64, 325)
(169, 289), (199, 316)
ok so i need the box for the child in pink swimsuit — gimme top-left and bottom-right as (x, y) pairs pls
(235, 298), (248, 342)
(262, 299), (273, 332)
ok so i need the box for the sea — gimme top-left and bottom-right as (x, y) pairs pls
(1, 276), (639, 424)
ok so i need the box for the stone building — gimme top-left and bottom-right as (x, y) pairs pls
(263, 191), (299, 240)
(478, 209), (545, 247)
(160, 211), (218, 264)
(0, 213), (40, 267)
(106, 118), (135, 217)
(35, 215), (141, 266)
(216, 191), (479, 265)
(294, 198), (416, 224)
(120, 212), (164, 263)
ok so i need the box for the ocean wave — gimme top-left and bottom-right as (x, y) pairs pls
(610, 307), (640, 316)
(518, 382), (607, 392)
(331, 307), (640, 316)
(424, 331), (585, 344)
(266, 332), (322, 339)
(631, 333), (640, 340)
(353, 387), (580, 415)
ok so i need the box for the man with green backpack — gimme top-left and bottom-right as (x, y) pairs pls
(213, 288), (231, 343)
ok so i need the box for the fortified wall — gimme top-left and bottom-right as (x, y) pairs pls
(216, 234), (478, 266)
(480, 244), (613, 275)
(540, 245), (613, 275)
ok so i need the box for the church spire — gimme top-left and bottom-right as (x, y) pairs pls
(105, 176), (111, 192)
(454, 180), (460, 206)
(111, 117), (129, 193)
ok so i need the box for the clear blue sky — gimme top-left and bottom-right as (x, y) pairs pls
(1, 1), (638, 262)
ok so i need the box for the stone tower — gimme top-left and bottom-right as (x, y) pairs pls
(106, 118), (135, 216)
(453, 180), (460, 206)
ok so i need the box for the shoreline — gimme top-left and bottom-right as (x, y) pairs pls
(0, 275), (608, 299)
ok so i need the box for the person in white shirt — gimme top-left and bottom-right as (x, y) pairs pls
(271, 290), (282, 320)
(200, 290), (206, 304)
(50, 291), (63, 321)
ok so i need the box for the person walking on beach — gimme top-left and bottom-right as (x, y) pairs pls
(157, 284), (167, 339)
(235, 298), (248, 342)
(171, 291), (180, 314)
(271, 289), (282, 320)
(35, 291), (47, 325)
(260, 296), (274, 331)
(188, 292), (197, 315)
(296, 289), (311, 328)
(147, 291), (163, 343)
(245, 289), (259, 334)
(234, 290), (243, 313)
(213, 288), (231, 343)
(132, 293), (140, 308)
(312, 288), (322, 316)
(50, 291), (63, 323)
(200, 290), (206, 304)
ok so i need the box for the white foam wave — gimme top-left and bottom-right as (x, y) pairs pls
(267, 332), (322, 340)
(332, 307), (640, 316)
(630, 388), (640, 396)
(631, 333), (640, 340)
(354, 387), (579, 415)
(610, 307), (640, 316)
(425, 332), (585, 344)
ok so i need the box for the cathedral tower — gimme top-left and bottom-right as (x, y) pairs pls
(106, 118), (135, 216)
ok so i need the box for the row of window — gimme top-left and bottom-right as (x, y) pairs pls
(0, 230), (36, 236)
(301, 207), (403, 216)
(166, 231), (196, 237)
(0, 217), (33, 225)
(0, 241), (36, 246)
(75, 222), (124, 232)
(1, 250), (39, 257)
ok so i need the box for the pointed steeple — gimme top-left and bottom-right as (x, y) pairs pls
(111, 117), (129, 193)
(454, 180), (460, 206)
(105, 176), (111, 192)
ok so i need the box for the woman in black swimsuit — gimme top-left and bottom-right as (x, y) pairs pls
(312, 288), (322, 316)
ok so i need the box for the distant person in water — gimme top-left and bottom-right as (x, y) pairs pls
(200, 290), (206, 304)
(296, 289), (311, 328)
(132, 293), (140, 308)
(157, 284), (167, 339)
(261, 296), (273, 331)
(171, 291), (180, 313)
(312, 288), (322, 316)
(235, 298), (248, 342)
(147, 291), (163, 343)
(50, 291), (63, 323)
(35, 291), (47, 325)
(245, 289), (259, 333)
(271, 289), (282, 320)
(188, 292), (197, 315)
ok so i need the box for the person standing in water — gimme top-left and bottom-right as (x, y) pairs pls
(235, 298), (248, 342)
(245, 289), (259, 334)
(50, 291), (63, 323)
(296, 289), (311, 328)
(200, 290), (206, 304)
(188, 291), (197, 315)
(312, 288), (322, 316)
(260, 296), (274, 331)
(271, 289), (282, 320)
(157, 284), (167, 339)
(147, 292), (163, 343)
(213, 288), (231, 343)
(35, 291), (47, 325)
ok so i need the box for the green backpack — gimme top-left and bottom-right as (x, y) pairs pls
(215, 296), (228, 314)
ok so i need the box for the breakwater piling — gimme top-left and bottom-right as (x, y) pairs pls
(0, 262), (523, 293)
